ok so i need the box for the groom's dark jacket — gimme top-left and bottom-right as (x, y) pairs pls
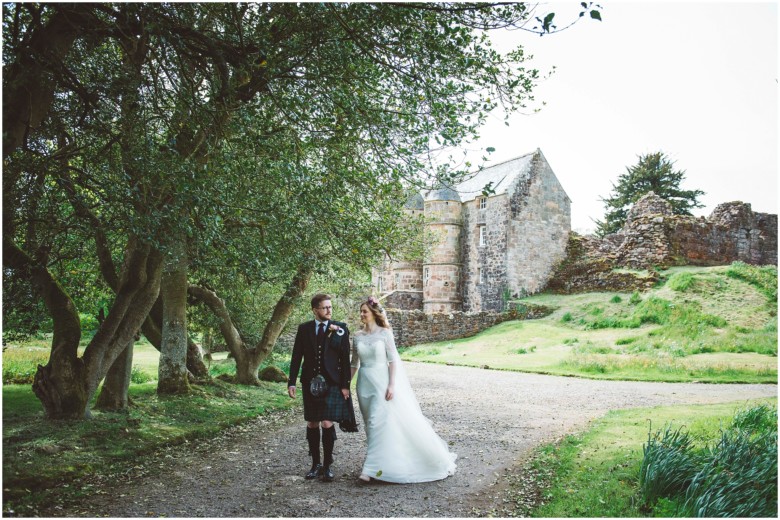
(287, 320), (351, 390)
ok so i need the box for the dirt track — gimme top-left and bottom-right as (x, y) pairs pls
(58, 363), (775, 517)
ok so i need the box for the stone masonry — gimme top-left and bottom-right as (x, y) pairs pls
(547, 192), (777, 293)
(375, 148), (572, 314)
(386, 304), (553, 348)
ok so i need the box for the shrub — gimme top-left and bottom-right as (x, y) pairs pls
(731, 403), (777, 434)
(561, 312), (573, 322)
(610, 295), (623, 303)
(629, 291), (642, 305)
(639, 425), (700, 505)
(640, 405), (778, 518)
(130, 366), (154, 384)
(615, 337), (637, 345)
(679, 428), (777, 517)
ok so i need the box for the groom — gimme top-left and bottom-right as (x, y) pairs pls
(287, 293), (353, 482)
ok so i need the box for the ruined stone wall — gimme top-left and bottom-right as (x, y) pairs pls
(386, 304), (553, 348)
(612, 194), (777, 269)
(546, 193), (777, 293)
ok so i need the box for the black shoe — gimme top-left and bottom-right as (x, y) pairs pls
(305, 464), (323, 480)
(321, 466), (335, 482)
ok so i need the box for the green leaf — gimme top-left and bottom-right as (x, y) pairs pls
(376, 470), (383, 477)
(590, 10), (602, 21)
(486, 146), (495, 153)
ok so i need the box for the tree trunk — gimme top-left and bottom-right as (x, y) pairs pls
(235, 352), (261, 386)
(3, 236), (89, 418)
(142, 298), (210, 379)
(251, 264), (313, 368)
(157, 240), (190, 395)
(94, 338), (134, 411)
(187, 284), (249, 380)
(82, 239), (162, 400)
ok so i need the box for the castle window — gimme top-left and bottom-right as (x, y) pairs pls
(479, 197), (487, 210)
(478, 268), (484, 284)
(478, 225), (486, 246)
(377, 276), (383, 292)
(423, 267), (430, 286)
(394, 273), (400, 289)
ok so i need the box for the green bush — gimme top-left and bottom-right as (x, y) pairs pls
(640, 425), (700, 505)
(679, 428), (777, 517)
(610, 295), (623, 303)
(561, 312), (573, 322)
(640, 405), (778, 517)
(615, 337), (637, 345)
(731, 403), (777, 434)
(130, 366), (154, 384)
(629, 291), (642, 305)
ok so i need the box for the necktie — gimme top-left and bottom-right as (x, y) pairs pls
(317, 322), (326, 345)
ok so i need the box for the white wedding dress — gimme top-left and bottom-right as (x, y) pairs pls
(351, 327), (457, 483)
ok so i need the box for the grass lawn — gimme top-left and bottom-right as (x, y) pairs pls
(2, 378), (295, 516)
(485, 397), (778, 517)
(401, 265), (777, 383)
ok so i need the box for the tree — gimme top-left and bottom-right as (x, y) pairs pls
(595, 152), (704, 236)
(3, 3), (600, 417)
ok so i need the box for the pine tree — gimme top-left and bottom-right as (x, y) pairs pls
(595, 152), (704, 236)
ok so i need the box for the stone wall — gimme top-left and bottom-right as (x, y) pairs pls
(386, 304), (553, 348)
(546, 192), (777, 293)
(545, 233), (660, 294)
(505, 150), (571, 297)
(383, 290), (424, 311)
(461, 193), (510, 312)
(612, 194), (777, 269)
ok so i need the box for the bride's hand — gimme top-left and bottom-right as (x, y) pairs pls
(385, 385), (394, 401)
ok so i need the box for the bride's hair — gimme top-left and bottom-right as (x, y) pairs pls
(362, 296), (390, 329)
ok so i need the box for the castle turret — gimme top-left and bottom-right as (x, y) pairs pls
(374, 192), (425, 310)
(423, 185), (462, 313)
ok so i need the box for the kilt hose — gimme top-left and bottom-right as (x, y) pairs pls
(303, 382), (357, 430)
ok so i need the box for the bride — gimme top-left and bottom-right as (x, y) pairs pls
(350, 296), (457, 483)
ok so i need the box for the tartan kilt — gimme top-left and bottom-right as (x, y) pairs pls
(302, 382), (356, 426)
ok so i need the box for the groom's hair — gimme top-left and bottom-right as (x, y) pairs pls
(311, 293), (331, 309)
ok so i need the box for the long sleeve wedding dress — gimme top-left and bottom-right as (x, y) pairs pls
(351, 327), (457, 483)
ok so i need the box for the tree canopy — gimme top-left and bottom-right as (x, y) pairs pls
(595, 151), (704, 236)
(3, 2), (600, 418)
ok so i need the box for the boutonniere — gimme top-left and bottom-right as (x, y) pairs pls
(327, 324), (345, 337)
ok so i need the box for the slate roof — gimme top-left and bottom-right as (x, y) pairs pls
(450, 150), (536, 202)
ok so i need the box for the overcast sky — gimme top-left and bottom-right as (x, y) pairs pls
(471, 1), (778, 233)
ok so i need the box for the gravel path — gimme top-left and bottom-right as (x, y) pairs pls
(62, 363), (775, 518)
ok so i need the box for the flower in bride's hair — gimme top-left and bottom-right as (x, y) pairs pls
(367, 296), (379, 307)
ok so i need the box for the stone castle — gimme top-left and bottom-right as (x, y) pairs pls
(375, 148), (571, 313)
